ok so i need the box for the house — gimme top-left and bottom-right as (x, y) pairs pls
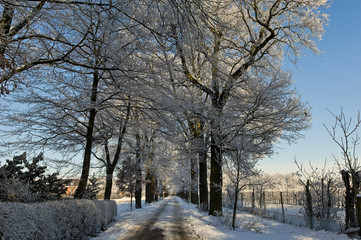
(63, 177), (124, 199)
(64, 179), (80, 196)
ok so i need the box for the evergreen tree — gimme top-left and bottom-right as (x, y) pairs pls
(83, 173), (101, 200)
(117, 157), (137, 209)
(0, 152), (69, 202)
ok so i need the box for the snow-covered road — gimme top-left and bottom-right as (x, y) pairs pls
(122, 197), (194, 240)
(91, 197), (195, 240)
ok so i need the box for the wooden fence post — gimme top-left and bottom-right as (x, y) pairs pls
(280, 191), (285, 223)
(263, 192), (266, 213)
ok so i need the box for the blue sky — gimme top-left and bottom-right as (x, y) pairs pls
(260, 0), (361, 174)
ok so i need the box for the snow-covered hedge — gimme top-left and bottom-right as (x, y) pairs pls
(0, 199), (117, 240)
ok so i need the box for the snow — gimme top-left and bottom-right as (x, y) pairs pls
(180, 199), (351, 240)
(91, 197), (165, 240)
(92, 196), (351, 240)
(265, 203), (302, 215)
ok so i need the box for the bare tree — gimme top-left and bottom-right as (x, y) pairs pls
(224, 146), (258, 230)
(324, 109), (361, 231)
(295, 160), (339, 230)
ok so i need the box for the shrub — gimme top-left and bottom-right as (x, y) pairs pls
(0, 177), (39, 203)
(0, 199), (117, 240)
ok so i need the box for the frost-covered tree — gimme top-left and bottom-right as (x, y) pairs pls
(0, 0), (103, 93)
(0, 1), (331, 216)
(223, 66), (311, 226)
(95, 99), (132, 200)
(146, 0), (330, 215)
(0, 152), (68, 202)
(1, 1), (145, 199)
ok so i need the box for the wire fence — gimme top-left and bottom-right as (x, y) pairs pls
(224, 190), (345, 233)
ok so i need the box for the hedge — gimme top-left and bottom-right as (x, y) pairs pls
(0, 199), (117, 240)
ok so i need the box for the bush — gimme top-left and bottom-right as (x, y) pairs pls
(0, 177), (39, 203)
(0, 199), (117, 240)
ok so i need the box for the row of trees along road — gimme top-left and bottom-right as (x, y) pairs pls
(0, 0), (330, 216)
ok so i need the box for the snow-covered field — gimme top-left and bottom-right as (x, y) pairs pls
(238, 202), (344, 233)
(92, 196), (351, 240)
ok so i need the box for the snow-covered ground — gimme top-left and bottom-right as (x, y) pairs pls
(91, 196), (351, 240)
(91, 197), (166, 240)
(181, 199), (350, 240)
(266, 203), (302, 215)
(236, 202), (344, 233)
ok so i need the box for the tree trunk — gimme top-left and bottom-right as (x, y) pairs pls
(351, 170), (361, 231)
(198, 144), (208, 211)
(209, 133), (223, 216)
(103, 102), (130, 200)
(191, 156), (199, 205)
(232, 184), (239, 230)
(145, 170), (154, 203)
(163, 185), (167, 197)
(341, 170), (356, 229)
(0, 3), (14, 56)
(154, 177), (158, 201)
(104, 165), (115, 200)
(130, 192), (133, 211)
(208, 96), (224, 216)
(305, 180), (313, 229)
(135, 177), (142, 208)
(251, 187), (255, 209)
(263, 191), (266, 213)
(74, 70), (99, 199)
(357, 195), (361, 236)
(135, 133), (142, 208)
